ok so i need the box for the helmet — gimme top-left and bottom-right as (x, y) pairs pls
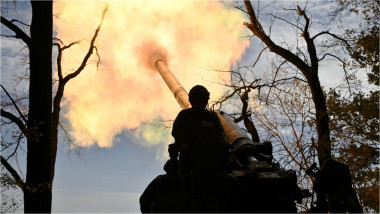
(188, 85), (210, 107)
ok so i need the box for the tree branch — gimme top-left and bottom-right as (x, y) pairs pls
(266, 60), (287, 101)
(58, 121), (74, 145)
(267, 13), (303, 31)
(54, 43), (64, 81)
(61, 41), (81, 51)
(51, 7), (108, 171)
(1, 84), (28, 124)
(63, 6), (108, 83)
(53, 40), (82, 81)
(6, 133), (23, 161)
(1, 109), (29, 137)
(251, 47), (267, 68)
(10, 19), (30, 27)
(1, 34), (21, 39)
(234, 4), (249, 15)
(94, 46), (101, 71)
(296, 5), (319, 71)
(0, 16), (31, 47)
(1, 155), (25, 190)
(53, 5), (108, 128)
(243, 1), (310, 74)
(240, 89), (260, 142)
(312, 31), (355, 52)
(319, 53), (352, 93)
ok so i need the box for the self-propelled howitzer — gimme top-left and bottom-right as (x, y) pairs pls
(155, 60), (265, 167)
(150, 60), (308, 212)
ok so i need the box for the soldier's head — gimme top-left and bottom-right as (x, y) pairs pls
(189, 85), (210, 109)
(163, 160), (171, 174)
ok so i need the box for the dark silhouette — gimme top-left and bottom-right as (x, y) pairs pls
(142, 59), (362, 212)
(140, 161), (177, 213)
(170, 85), (239, 212)
(242, 2), (363, 211)
(172, 85), (229, 175)
(0, 2), (54, 212)
(172, 85), (225, 145)
(140, 84), (310, 213)
(140, 86), (241, 213)
(0, 2), (107, 212)
(305, 159), (363, 213)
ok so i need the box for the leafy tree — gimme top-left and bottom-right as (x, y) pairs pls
(223, 0), (372, 211)
(1, 1), (107, 212)
(333, 0), (379, 85)
(327, 1), (379, 211)
(327, 90), (379, 212)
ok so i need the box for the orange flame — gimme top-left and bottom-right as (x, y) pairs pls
(54, 1), (249, 148)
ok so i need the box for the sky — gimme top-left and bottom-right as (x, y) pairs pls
(0, 0), (368, 213)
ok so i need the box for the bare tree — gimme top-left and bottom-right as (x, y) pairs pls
(241, 0), (360, 168)
(0, 1), (108, 212)
(211, 1), (364, 211)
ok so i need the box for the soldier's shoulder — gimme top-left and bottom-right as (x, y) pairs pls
(208, 110), (219, 117)
(179, 108), (192, 115)
(176, 109), (192, 118)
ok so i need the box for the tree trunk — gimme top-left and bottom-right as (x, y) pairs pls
(24, 1), (53, 213)
(304, 71), (331, 166)
(243, 0), (332, 166)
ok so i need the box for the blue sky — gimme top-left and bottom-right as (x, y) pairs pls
(1, 0), (369, 213)
(52, 134), (164, 212)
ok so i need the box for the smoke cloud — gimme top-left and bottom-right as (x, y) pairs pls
(135, 41), (169, 70)
(54, 1), (249, 151)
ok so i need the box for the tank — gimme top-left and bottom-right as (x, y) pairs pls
(141, 60), (309, 213)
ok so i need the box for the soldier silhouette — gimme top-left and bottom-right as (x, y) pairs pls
(172, 85), (229, 175)
(171, 85), (240, 212)
(140, 85), (241, 212)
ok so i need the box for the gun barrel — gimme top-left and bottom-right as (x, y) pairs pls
(155, 60), (258, 164)
(215, 110), (256, 155)
(155, 60), (191, 110)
